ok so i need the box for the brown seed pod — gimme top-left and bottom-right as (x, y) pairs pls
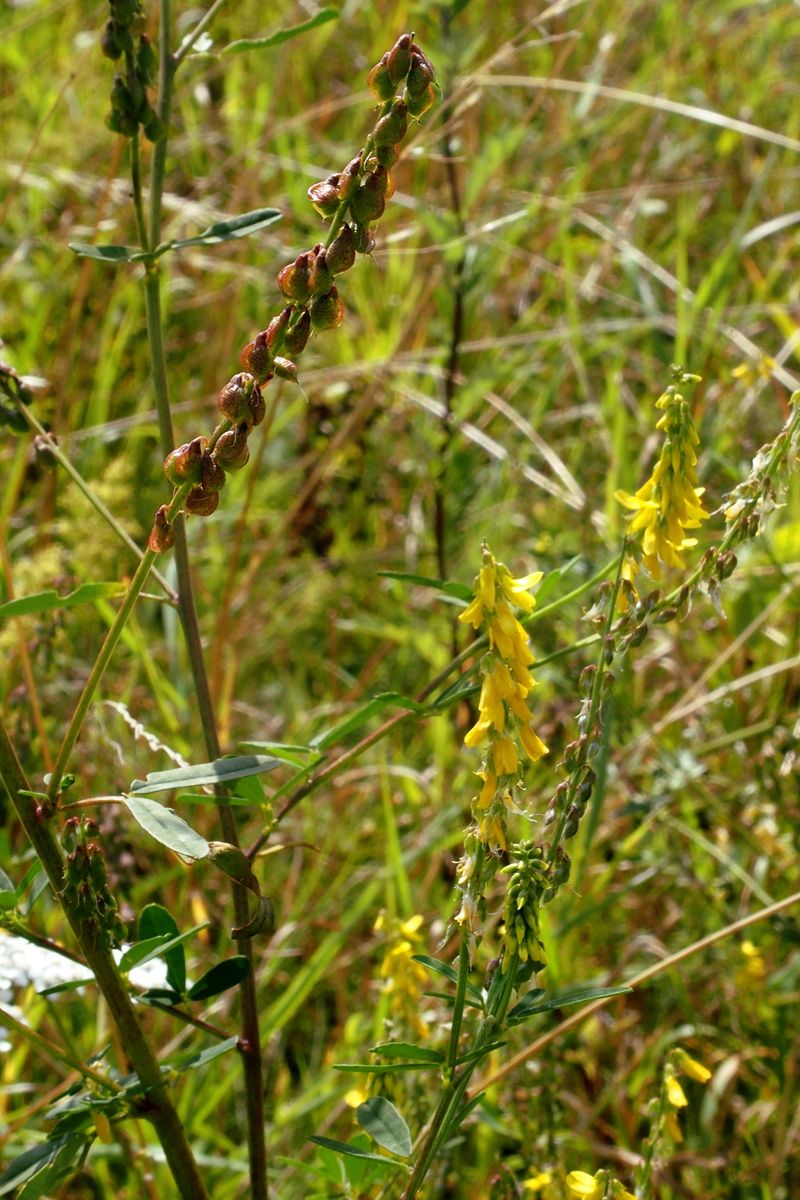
(273, 357), (298, 382)
(386, 33), (413, 85)
(264, 307), (292, 353)
(148, 504), (175, 552)
(373, 99), (408, 147)
(185, 486), (220, 516)
(350, 172), (386, 224)
(249, 386), (267, 427)
(307, 249), (334, 297)
(239, 331), (273, 383)
(308, 175), (342, 218)
(283, 309), (312, 356)
(277, 253), (313, 304)
(218, 374), (256, 423)
(215, 428), (251, 472)
(367, 54), (395, 102)
(201, 450), (226, 493)
(326, 224), (356, 275)
(406, 82), (435, 119)
(309, 286), (345, 332)
(170, 436), (208, 485)
(352, 222), (376, 254)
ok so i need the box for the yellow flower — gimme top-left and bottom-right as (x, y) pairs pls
(374, 912), (429, 1038)
(344, 1088), (368, 1108)
(519, 722), (548, 762)
(666, 1075), (688, 1108)
(566, 1170), (605, 1199)
(674, 1047), (712, 1083)
(493, 734), (519, 776)
(610, 1182), (637, 1200)
(664, 1108), (683, 1142)
(523, 1169), (553, 1192)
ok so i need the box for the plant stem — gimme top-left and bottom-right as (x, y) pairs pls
(0, 716), (211, 1200)
(445, 934), (469, 1073)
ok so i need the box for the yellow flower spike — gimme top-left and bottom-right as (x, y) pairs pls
(674, 1047), (712, 1083)
(566, 1169), (605, 1199)
(666, 1074), (688, 1107)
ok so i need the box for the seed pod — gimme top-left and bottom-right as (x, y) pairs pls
(351, 173), (386, 224)
(185, 486), (219, 516)
(33, 434), (59, 472)
(100, 18), (125, 59)
(372, 141), (399, 169)
(214, 428), (251, 471)
(309, 286), (345, 332)
(386, 33), (413, 85)
(406, 82), (435, 119)
(307, 248), (334, 297)
(112, 0), (141, 29)
(105, 109), (123, 135)
(171, 436), (208, 485)
(367, 54), (395, 102)
(283, 308), (312, 356)
(717, 550), (737, 579)
(308, 175), (342, 218)
(207, 841), (261, 897)
(240, 331), (273, 382)
(277, 253), (313, 304)
(148, 505), (175, 552)
(218, 373), (255, 423)
(373, 99), (408, 147)
(352, 222), (376, 254)
(273, 357), (297, 383)
(376, 167), (395, 200)
(326, 224), (356, 275)
(110, 74), (132, 114)
(201, 450), (226, 493)
(337, 171), (361, 206)
(142, 105), (167, 144)
(136, 33), (157, 86)
(264, 306), (292, 353)
(407, 49), (434, 98)
(249, 385), (267, 427)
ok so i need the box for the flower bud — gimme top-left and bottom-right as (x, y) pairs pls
(326, 224), (356, 275)
(373, 99), (408, 147)
(201, 450), (226, 493)
(217, 373), (255, 423)
(148, 505), (175, 552)
(273, 357), (298, 383)
(406, 83), (435, 119)
(169, 436), (208, 485)
(367, 54), (395, 101)
(352, 222), (376, 254)
(350, 173), (386, 224)
(386, 33), (413, 85)
(307, 248), (334, 297)
(239, 331), (273, 382)
(214, 428), (250, 471)
(185, 486), (219, 516)
(277, 253), (313, 304)
(283, 309), (312, 356)
(308, 175), (342, 218)
(309, 286), (345, 332)
(407, 49), (434, 98)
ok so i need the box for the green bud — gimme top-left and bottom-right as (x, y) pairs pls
(386, 33), (413, 85)
(352, 222), (376, 254)
(405, 82), (435, 119)
(136, 33), (157, 86)
(100, 18), (124, 59)
(372, 141), (399, 169)
(407, 49), (434, 98)
(373, 99), (408, 147)
(350, 173), (386, 224)
(273, 357), (297, 382)
(326, 224), (356, 275)
(367, 55), (395, 102)
(142, 106), (167, 143)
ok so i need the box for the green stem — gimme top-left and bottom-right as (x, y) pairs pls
(0, 717), (211, 1200)
(47, 546), (158, 802)
(445, 933), (470, 1073)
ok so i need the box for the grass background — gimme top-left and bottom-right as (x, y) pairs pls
(1, 0), (799, 1196)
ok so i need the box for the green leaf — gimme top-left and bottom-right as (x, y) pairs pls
(0, 866), (14, 890)
(168, 208), (282, 248)
(307, 1135), (402, 1169)
(139, 904), (185, 993)
(411, 954), (484, 1002)
(333, 1062), (435, 1074)
(507, 984), (632, 1025)
(129, 754), (282, 794)
(356, 1096), (412, 1158)
(0, 1133), (84, 1197)
(68, 243), (143, 262)
(187, 956), (250, 1001)
(370, 1041), (444, 1063)
(0, 582), (126, 623)
(38, 978), (94, 997)
(121, 796), (210, 861)
(119, 923), (207, 973)
(0, 891), (17, 911)
(423, 989), (484, 1009)
(501, 988), (545, 1025)
(377, 572), (474, 602)
(455, 1040), (506, 1065)
(167, 1034), (240, 1073)
(311, 694), (428, 751)
(530, 557), (580, 609)
(222, 9), (338, 54)
(442, 1091), (485, 1140)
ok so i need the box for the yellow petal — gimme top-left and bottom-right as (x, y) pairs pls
(666, 1075), (688, 1107)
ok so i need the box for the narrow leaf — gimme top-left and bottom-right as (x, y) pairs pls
(312, 694), (428, 751)
(455, 1040), (506, 1065)
(187, 956), (251, 1001)
(442, 1091), (485, 1139)
(356, 1096), (412, 1158)
(68, 243), (140, 262)
(307, 1135), (402, 1168)
(377, 571), (473, 601)
(502, 988), (546, 1024)
(119, 923), (207, 973)
(0, 582), (126, 622)
(411, 954), (484, 1002)
(168, 1034), (239, 1073)
(370, 1041), (444, 1063)
(121, 796), (210, 861)
(0, 867), (15, 890)
(38, 978), (94, 997)
(333, 1062), (435, 1074)
(0, 1133), (82, 1197)
(223, 10), (338, 54)
(507, 984), (632, 1025)
(169, 207), (282, 248)
(129, 754), (281, 794)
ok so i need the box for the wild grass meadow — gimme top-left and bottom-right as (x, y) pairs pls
(0, 1), (799, 1197)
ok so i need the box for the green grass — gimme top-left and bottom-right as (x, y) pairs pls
(1, 1), (800, 1197)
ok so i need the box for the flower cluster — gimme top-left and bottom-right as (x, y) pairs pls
(458, 546), (548, 851)
(635, 1047), (711, 1197)
(566, 1170), (635, 1200)
(498, 841), (548, 975)
(146, 35), (436, 553)
(616, 368), (709, 582)
(100, 0), (164, 142)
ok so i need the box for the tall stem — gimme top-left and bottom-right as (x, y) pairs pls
(0, 717), (210, 1200)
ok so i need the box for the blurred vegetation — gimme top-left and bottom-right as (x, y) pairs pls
(1, 0), (799, 1197)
